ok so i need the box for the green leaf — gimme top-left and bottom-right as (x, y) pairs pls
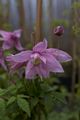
(0, 98), (6, 116)
(30, 98), (38, 110)
(0, 88), (6, 96)
(0, 98), (6, 110)
(6, 84), (17, 95)
(17, 94), (29, 99)
(17, 97), (30, 117)
(7, 96), (16, 106)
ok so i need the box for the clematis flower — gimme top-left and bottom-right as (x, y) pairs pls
(0, 29), (24, 51)
(54, 26), (64, 36)
(0, 49), (7, 71)
(6, 39), (72, 79)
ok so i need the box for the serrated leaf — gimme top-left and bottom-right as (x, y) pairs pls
(17, 97), (30, 117)
(7, 96), (16, 106)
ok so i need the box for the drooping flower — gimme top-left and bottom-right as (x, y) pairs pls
(0, 29), (24, 51)
(0, 49), (7, 71)
(6, 39), (72, 79)
(54, 26), (64, 36)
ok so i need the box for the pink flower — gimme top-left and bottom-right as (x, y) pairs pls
(0, 49), (7, 71)
(0, 29), (24, 51)
(6, 39), (72, 79)
(54, 26), (64, 36)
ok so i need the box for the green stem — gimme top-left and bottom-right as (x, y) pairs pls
(79, 112), (80, 120)
(37, 103), (41, 120)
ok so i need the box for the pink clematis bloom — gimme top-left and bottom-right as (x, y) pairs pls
(54, 26), (64, 36)
(6, 39), (72, 79)
(0, 29), (24, 51)
(0, 49), (7, 71)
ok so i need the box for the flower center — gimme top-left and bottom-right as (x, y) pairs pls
(31, 53), (41, 66)
(11, 35), (18, 41)
(33, 58), (41, 65)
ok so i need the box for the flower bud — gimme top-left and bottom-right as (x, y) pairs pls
(54, 26), (64, 36)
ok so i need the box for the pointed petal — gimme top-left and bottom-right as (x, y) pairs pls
(39, 55), (46, 64)
(13, 29), (22, 38)
(33, 39), (48, 52)
(7, 51), (32, 63)
(25, 60), (36, 79)
(6, 54), (14, 62)
(43, 53), (64, 73)
(15, 40), (24, 51)
(47, 48), (72, 62)
(39, 63), (49, 78)
(2, 41), (12, 50)
(11, 62), (24, 71)
(0, 30), (11, 40)
(31, 53), (46, 64)
(35, 66), (42, 78)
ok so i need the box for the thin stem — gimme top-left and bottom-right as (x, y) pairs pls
(79, 111), (80, 120)
(38, 110), (41, 120)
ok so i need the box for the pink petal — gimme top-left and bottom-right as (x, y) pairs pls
(25, 60), (36, 79)
(39, 55), (46, 64)
(13, 29), (22, 38)
(35, 66), (42, 78)
(0, 30), (11, 40)
(31, 53), (46, 64)
(6, 54), (14, 62)
(11, 62), (25, 71)
(43, 53), (64, 73)
(38, 63), (49, 78)
(46, 48), (72, 62)
(33, 63), (49, 78)
(35, 64), (49, 78)
(2, 41), (13, 50)
(7, 51), (32, 63)
(33, 39), (47, 52)
(15, 40), (24, 51)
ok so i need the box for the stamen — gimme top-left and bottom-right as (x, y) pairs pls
(33, 58), (41, 65)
